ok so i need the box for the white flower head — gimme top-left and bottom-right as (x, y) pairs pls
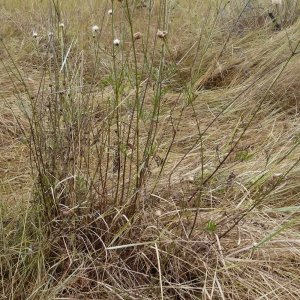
(48, 31), (54, 37)
(59, 23), (64, 28)
(108, 9), (113, 15)
(272, 0), (282, 4)
(113, 38), (120, 46)
(92, 25), (99, 32)
(33, 31), (38, 38)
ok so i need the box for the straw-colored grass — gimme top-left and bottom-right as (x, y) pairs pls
(1, 0), (300, 299)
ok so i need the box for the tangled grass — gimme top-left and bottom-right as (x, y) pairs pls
(1, 0), (300, 299)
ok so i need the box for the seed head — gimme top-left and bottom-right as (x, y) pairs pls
(113, 38), (120, 46)
(187, 176), (194, 183)
(108, 9), (113, 15)
(133, 32), (143, 40)
(155, 209), (162, 217)
(59, 23), (64, 28)
(48, 31), (54, 37)
(157, 29), (168, 39)
(33, 31), (38, 38)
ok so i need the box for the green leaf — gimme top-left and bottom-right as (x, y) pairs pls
(206, 220), (217, 232)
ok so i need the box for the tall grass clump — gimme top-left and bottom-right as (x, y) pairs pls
(1, 0), (300, 299)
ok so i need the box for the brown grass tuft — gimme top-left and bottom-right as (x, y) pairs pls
(1, 0), (300, 299)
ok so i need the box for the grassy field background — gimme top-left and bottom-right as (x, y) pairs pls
(1, 0), (300, 299)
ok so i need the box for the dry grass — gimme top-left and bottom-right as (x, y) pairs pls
(1, 0), (300, 299)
